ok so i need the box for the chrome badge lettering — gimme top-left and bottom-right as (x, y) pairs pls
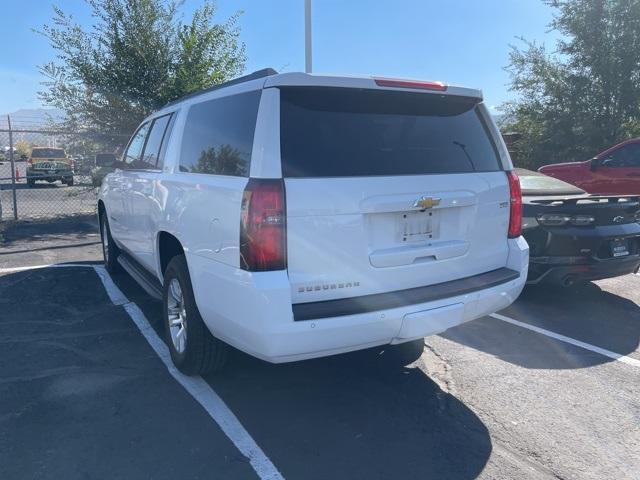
(298, 281), (361, 293)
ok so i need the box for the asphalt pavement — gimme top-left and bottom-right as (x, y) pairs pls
(0, 218), (638, 480)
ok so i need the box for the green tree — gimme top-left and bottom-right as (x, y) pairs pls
(38, 0), (246, 150)
(14, 140), (32, 158)
(502, 0), (640, 169)
(191, 144), (248, 176)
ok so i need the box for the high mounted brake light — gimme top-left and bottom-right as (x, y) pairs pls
(240, 178), (287, 271)
(507, 171), (523, 238)
(374, 78), (447, 91)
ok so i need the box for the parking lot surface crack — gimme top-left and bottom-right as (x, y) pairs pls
(421, 341), (456, 412)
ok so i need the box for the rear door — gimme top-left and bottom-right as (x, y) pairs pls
(278, 87), (511, 304)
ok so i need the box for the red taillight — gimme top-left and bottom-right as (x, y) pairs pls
(507, 170), (522, 238)
(240, 178), (286, 271)
(374, 77), (447, 91)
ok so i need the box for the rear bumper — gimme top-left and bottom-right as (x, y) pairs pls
(188, 236), (529, 363)
(528, 254), (640, 285)
(27, 169), (73, 181)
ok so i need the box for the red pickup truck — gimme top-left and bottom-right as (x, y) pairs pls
(538, 138), (640, 195)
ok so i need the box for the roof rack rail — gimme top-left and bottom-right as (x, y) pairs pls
(163, 68), (278, 108)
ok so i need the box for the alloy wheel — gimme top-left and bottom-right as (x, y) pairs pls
(167, 278), (187, 354)
(101, 217), (109, 263)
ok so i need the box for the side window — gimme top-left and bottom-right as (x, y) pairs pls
(179, 90), (261, 176)
(604, 144), (640, 168)
(157, 113), (176, 169)
(123, 123), (150, 168)
(140, 114), (173, 169)
(626, 144), (640, 167)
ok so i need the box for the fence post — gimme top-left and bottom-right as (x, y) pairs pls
(7, 115), (17, 220)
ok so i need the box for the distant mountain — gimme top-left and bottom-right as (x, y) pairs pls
(0, 109), (66, 149)
(0, 108), (65, 129)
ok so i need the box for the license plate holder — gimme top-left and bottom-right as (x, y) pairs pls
(400, 211), (434, 243)
(610, 238), (630, 258)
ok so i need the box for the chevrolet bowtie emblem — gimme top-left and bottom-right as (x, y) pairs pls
(413, 196), (441, 209)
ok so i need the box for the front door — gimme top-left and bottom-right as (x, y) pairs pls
(125, 113), (174, 272)
(117, 122), (150, 252)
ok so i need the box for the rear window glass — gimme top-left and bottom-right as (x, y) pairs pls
(31, 148), (66, 158)
(179, 91), (261, 177)
(515, 168), (586, 196)
(280, 87), (501, 177)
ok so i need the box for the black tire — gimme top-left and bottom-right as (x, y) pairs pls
(163, 254), (228, 375)
(65, 177), (74, 186)
(100, 211), (122, 274)
(27, 179), (35, 188)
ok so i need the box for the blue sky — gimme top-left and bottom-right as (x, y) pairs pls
(0, 0), (560, 114)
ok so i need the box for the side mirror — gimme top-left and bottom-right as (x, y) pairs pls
(590, 158), (600, 171)
(96, 155), (117, 167)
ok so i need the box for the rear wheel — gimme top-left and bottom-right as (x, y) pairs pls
(65, 177), (74, 186)
(163, 255), (228, 375)
(100, 212), (121, 274)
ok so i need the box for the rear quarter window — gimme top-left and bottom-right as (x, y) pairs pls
(280, 87), (501, 177)
(31, 148), (66, 158)
(179, 91), (261, 177)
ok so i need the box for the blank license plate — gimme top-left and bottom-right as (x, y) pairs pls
(401, 211), (433, 243)
(610, 239), (629, 257)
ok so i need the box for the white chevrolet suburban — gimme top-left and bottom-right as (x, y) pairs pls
(98, 69), (529, 375)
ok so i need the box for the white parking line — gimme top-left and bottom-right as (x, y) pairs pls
(0, 263), (96, 274)
(490, 313), (640, 368)
(93, 265), (284, 480)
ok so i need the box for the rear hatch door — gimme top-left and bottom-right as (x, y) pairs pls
(280, 86), (511, 305)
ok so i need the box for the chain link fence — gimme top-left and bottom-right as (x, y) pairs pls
(0, 115), (128, 222)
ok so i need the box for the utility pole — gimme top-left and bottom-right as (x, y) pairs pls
(8, 115), (17, 220)
(305, 0), (312, 73)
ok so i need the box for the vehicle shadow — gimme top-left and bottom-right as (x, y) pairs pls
(442, 280), (640, 369)
(0, 214), (97, 245)
(207, 349), (493, 480)
(0, 179), (94, 190)
(0, 182), (60, 190)
(113, 273), (493, 480)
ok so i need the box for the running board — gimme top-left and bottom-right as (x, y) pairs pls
(117, 253), (163, 300)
